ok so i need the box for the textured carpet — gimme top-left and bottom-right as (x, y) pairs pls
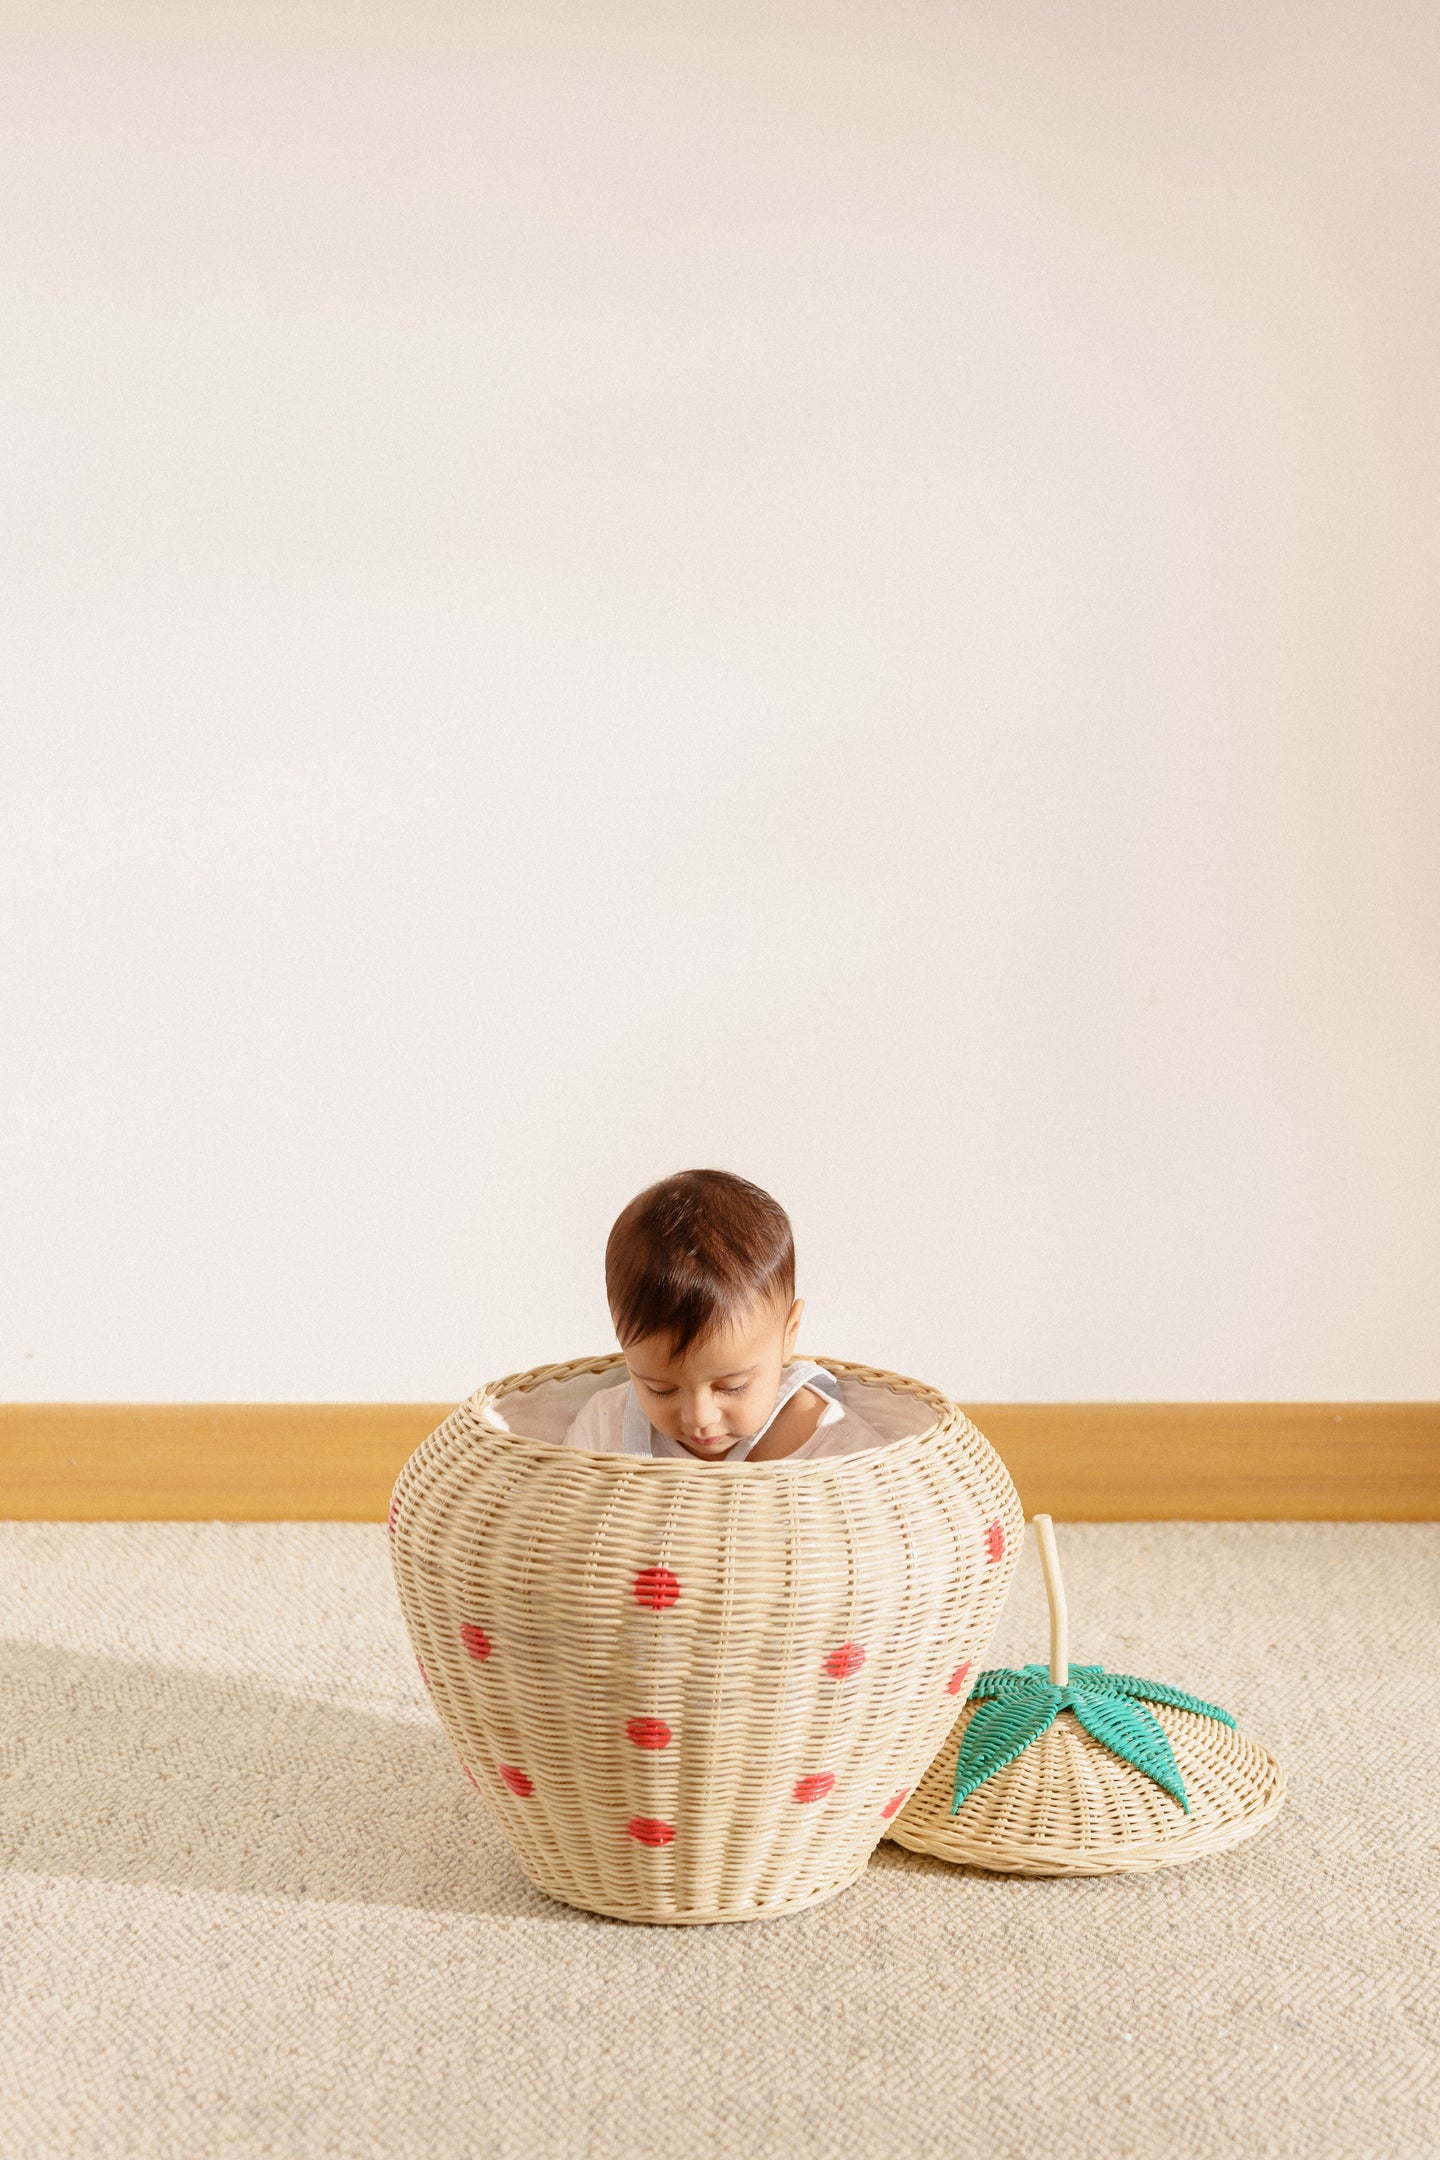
(1, 1521), (1435, 2160)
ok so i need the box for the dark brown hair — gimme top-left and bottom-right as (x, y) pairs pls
(605, 1168), (795, 1360)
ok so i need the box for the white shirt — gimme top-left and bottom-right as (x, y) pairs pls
(560, 1359), (891, 1464)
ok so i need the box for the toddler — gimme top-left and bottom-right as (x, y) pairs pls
(563, 1167), (890, 1464)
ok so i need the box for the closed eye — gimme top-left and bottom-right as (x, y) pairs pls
(643, 1382), (749, 1398)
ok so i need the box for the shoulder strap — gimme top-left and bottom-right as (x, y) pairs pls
(725, 1361), (835, 1462)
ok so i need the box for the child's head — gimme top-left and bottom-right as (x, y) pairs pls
(605, 1168), (804, 1460)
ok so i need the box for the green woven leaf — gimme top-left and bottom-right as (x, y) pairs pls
(1015, 1660), (1233, 1726)
(970, 1667), (1039, 1703)
(951, 1684), (1062, 1812)
(950, 1660), (1236, 1810)
(1068, 1690), (1190, 1810)
(1101, 1671), (1236, 1726)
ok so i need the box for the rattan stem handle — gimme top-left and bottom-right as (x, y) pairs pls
(1032, 1513), (1069, 1686)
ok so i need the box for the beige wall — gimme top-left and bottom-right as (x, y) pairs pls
(2, 2), (1436, 1401)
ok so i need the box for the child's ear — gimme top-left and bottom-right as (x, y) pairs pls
(784, 1296), (805, 1350)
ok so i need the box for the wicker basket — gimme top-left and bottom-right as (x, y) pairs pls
(885, 1516), (1286, 1877)
(389, 1354), (1022, 1925)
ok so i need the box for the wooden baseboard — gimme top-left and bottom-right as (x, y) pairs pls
(966, 1402), (1437, 1520)
(0, 1404), (446, 1525)
(1, 1401), (1435, 1521)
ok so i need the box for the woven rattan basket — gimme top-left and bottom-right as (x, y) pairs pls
(886, 1517), (1286, 1877)
(390, 1354), (1022, 1925)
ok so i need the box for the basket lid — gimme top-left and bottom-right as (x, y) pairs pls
(884, 1515), (1285, 1876)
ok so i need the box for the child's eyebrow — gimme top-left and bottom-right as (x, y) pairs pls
(634, 1366), (757, 1385)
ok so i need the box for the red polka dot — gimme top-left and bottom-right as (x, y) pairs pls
(985, 1520), (1005, 1563)
(881, 1789), (909, 1819)
(498, 1764), (533, 1797)
(946, 1661), (972, 1695)
(415, 1655), (431, 1689)
(461, 1761), (482, 1790)
(793, 1773), (836, 1804)
(387, 1492), (400, 1533)
(633, 1567), (681, 1611)
(824, 1642), (866, 1679)
(627, 1817), (675, 1846)
(459, 1623), (492, 1661)
(626, 1717), (672, 1750)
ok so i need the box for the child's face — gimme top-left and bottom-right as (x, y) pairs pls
(621, 1294), (805, 1461)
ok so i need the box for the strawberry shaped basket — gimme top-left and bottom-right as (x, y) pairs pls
(886, 1515), (1286, 1876)
(390, 1354), (1022, 1924)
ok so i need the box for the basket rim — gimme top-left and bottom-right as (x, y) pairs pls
(443, 1350), (984, 1482)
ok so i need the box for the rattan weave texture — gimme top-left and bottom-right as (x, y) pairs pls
(389, 1354), (1022, 1924)
(887, 1693), (1286, 1875)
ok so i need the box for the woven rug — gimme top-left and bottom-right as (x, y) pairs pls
(2, 1521), (1435, 2159)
